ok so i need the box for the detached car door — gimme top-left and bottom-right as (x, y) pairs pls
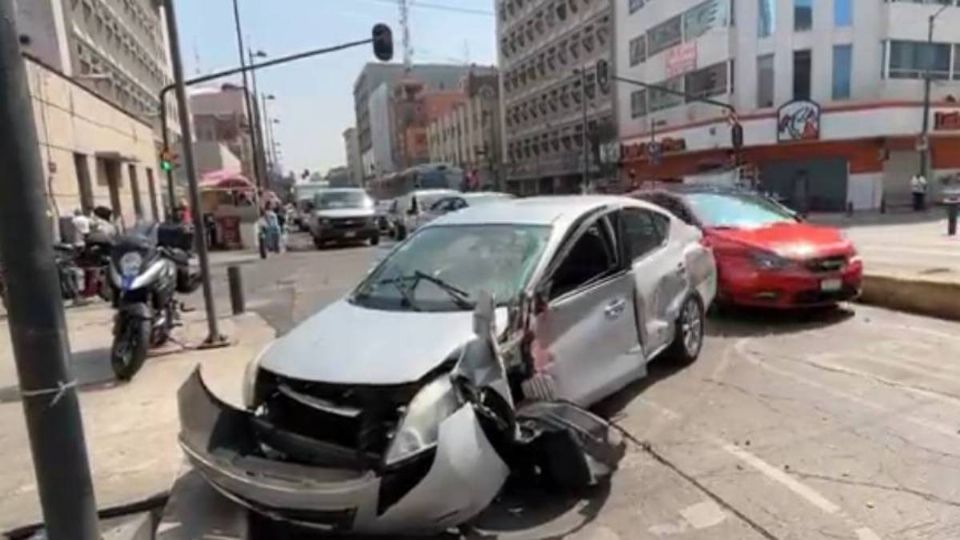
(535, 211), (643, 406)
(621, 206), (688, 356)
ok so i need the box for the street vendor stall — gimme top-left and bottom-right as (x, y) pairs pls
(198, 171), (258, 250)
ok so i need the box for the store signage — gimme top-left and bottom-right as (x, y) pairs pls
(934, 111), (960, 131)
(666, 42), (698, 77)
(777, 100), (821, 142)
(623, 138), (688, 161)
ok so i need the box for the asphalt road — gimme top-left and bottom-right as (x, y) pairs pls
(185, 233), (960, 540)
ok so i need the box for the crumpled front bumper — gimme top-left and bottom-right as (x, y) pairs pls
(177, 368), (509, 534)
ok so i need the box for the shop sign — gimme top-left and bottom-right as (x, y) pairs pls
(934, 111), (960, 131)
(777, 100), (821, 142)
(666, 42), (698, 77)
(623, 138), (688, 161)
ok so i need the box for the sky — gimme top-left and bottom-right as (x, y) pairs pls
(177, 0), (497, 178)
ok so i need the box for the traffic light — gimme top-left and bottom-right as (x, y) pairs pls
(159, 148), (178, 172)
(596, 59), (610, 93)
(372, 24), (394, 62)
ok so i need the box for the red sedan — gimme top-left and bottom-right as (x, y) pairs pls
(633, 187), (862, 308)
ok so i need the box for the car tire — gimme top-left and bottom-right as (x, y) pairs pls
(313, 235), (323, 249)
(370, 234), (380, 246)
(396, 225), (407, 241)
(666, 294), (704, 364)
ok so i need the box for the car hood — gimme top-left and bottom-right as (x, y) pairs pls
(259, 299), (509, 385)
(707, 222), (853, 258)
(314, 208), (375, 219)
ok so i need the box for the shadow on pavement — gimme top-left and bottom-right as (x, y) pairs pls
(706, 304), (855, 338)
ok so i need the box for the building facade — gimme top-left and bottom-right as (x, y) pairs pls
(392, 81), (467, 170)
(615, 0), (960, 210)
(26, 57), (162, 228)
(427, 71), (504, 189)
(189, 84), (257, 179)
(496, 0), (615, 195)
(353, 63), (480, 180)
(343, 127), (363, 186)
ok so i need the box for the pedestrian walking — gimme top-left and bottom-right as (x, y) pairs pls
(911, 174), (928, 211)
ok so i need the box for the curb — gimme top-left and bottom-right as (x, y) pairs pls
(858, 273), (960, 322)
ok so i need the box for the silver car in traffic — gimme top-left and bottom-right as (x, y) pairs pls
(178, 196), (717, 534)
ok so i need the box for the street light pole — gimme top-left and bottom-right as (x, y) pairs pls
(162, 0), (225, 346)
(920, 4), (948, 180)
(0, 3), (100, 537)
(232, 0), (263, 189)
(261, 94), (276, 172)
(249, 49), (270, 190)
(577, 66), (589, 193)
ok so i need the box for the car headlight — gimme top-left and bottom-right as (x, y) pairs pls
(749, 250), (793, 270)
(119, 252), (143, 277)
(242, 343), (271, 409)
(384, 375), (461, 466)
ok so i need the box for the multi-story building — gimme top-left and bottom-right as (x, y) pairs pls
(353, 63), (479, 179)
(189, 84), (257, 179)
(392, 80), (467, 169)
(14, 0), (174, 229)
(343, 127), (363, 186)
(615, 0), (960, 211)
(496, 0), (614, 195)
(427, 70), (504, 189)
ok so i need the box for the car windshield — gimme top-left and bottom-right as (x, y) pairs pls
(685, 193), (797, 229)
(315, 191), (372, 210)
(352, 224), (551, 312)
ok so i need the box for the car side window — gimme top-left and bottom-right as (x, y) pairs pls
(622, 208), (667, 261)
(430, 198), (451, 212)
(656, 195), (696, 225)
(550, 218), (619, 299)
(453, 198), (468, 210)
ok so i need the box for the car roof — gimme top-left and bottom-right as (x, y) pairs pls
(317, 187), (367, 194)
(462, 192), (514, 200)
(428, 195), (665, 228)
(408, 189), (459, 196)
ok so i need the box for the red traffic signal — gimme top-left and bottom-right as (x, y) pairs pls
(372, 24), (394, 62)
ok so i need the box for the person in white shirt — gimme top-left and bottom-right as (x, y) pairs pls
(911, 174), (928, 211)
(71, 209), (91, 246)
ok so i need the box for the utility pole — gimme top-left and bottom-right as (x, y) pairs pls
(231, 0), (263, 189)
(162, 0), (226, 346)
(249, 49), (270, 190)
(0, 1), (99, 537)
(578, 66), (589, 193)
(920, 4), (949, 180)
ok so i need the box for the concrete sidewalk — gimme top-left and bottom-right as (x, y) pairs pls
(809, 211), (960, 320)
(0, 303), (275, 532)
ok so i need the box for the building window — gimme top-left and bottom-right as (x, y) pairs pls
(835, 0), (852, 27)
(628, 0), (645, 14)
(953, 44), (960, 80)
(793, 50), (812, 100)
(631, 89), (647, 118)
(888, 40), (951, 80)
(794, 0), (812, 31)
(684, 0), (726, 41)
(758, 0), (775, 37)
(629, 35), (646, 66)
(757, 54), (774, 107)
(648, 76), (684, 112)
(832, 44), (852, 100)
(647, 16), (682, 57)
(685, 62), (728, 101)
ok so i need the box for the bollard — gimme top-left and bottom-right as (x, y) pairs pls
(948, 202), (959, 237)
(227, 265), (245, 315)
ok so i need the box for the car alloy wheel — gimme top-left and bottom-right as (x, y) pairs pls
(681, 297), (703, 357)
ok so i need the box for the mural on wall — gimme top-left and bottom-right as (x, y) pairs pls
(777, 100), (821, 142)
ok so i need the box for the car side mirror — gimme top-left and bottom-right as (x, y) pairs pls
(407, 207), (417, 216)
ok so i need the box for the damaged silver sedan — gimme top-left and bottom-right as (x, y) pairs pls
(178, 196), (717, 534)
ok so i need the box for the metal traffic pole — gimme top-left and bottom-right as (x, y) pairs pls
(162, 0), (227, 347)
(232, 0), (264, 190)
(0, 1), (100, 537)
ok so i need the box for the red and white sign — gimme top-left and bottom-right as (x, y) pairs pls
(666, 42), (698, 77)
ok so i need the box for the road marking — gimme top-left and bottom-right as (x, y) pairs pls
(643, 398), (882, 540)
(718, 442), (840, 514)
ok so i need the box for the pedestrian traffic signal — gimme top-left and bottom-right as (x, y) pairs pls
(372, 24), (394, 62)
(596, 59), (610, 93)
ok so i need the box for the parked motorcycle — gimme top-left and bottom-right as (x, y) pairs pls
(55, 234), (114, 304)
(108, 223), (198, 381)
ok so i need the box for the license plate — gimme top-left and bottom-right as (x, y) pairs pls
(344, 231), (357, 238)
(821, 278), (842, 292)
